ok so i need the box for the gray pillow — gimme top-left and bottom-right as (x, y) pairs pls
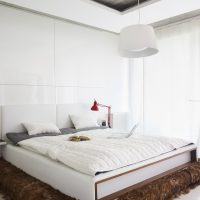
(6, 132), (62, 145)
(6, 128), (76, 145)
(60, 128), (77, 134)
(75, 126), (108, 132)
(59, 126), (108, 134)
(7, 127), (108, 145)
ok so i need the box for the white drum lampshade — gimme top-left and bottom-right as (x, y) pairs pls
(119, 24), (158, 58)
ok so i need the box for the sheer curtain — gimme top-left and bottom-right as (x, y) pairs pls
(130, 17), (200, 149)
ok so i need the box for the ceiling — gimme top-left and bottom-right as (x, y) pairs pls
(91, 0), (151, 12)
(1, 0), (200, 33)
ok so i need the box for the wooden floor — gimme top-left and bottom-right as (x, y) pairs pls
(177, 185), (200, 200)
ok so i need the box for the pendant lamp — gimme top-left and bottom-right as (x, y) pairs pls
(119, 0), (158, 58)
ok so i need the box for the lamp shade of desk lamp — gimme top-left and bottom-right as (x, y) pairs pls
(91, 100), (111, 128)
(91, 100), (99, 111)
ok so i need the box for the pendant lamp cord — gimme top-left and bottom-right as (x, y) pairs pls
(138, 0), (141, 24)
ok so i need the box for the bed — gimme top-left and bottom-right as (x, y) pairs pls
(1, 104), (197, 200)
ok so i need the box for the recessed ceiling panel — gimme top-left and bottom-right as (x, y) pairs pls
(91, 0), (152, 12)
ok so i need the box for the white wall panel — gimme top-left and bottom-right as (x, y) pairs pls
(104, 58), (129, 113)
(55, 21), (78, 87)
(55, 21), (106, 88)
(0, 5), (129, 130)
(0, 85), (55, 105)
(76, 87), (105, 105)
(56, 87), (76, 104)
(54, 19), (129, 114)
(0, 5), (54, 85)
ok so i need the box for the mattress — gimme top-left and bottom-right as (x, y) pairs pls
(3, 143), (196, 180)
(17, 130), (193, 176)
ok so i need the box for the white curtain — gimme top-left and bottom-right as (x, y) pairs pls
(130, 18), (200, 149)
(128, 58), (144, 132)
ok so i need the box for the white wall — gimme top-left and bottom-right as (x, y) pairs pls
(0, 5), (129, 115)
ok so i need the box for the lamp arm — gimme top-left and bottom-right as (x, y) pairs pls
(97, 103), (111, 128)
(108, 106), (111, 128)
(97, 103), (111, 109)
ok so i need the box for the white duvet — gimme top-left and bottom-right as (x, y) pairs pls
(18, 129), (191, 176)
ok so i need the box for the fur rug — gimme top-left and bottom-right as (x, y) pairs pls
(118, 162), (200, 200)
(0, 159), (75, 200)
(0, 189), (10, 200)
(0, 159), (200, 200)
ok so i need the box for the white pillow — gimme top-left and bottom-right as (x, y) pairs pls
(22, 122), (61, 135)
(70, 114), (99, 129)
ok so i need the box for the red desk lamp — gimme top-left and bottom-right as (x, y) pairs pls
(91, 100), (111, 128)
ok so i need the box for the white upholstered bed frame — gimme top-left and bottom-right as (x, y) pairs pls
(0, 104), (197, 200)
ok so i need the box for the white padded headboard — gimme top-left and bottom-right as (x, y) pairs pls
(1, 104), (107, 140)
(1, 104), (56, 139)
(56, 104), (107, 128)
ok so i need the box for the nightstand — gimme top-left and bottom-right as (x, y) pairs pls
(0, 139), (6, 158)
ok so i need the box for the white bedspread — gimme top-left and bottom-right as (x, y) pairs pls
(18, 129), (191, 176)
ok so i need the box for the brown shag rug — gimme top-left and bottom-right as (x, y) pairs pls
(0, 159), (200, 200)
(118, 162), (200, 200)
(0, 159), (75, 200)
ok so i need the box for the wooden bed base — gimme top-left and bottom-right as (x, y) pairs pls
(95, 148), (197, 200)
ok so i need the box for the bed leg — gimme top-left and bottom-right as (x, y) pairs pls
(191, 149), (197, 162)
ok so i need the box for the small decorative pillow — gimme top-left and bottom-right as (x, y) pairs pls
(70, 114), (99, 129)
(22, 122), (61, 136)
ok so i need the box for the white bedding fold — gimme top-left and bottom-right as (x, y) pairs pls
(18, 129), (191, 176)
